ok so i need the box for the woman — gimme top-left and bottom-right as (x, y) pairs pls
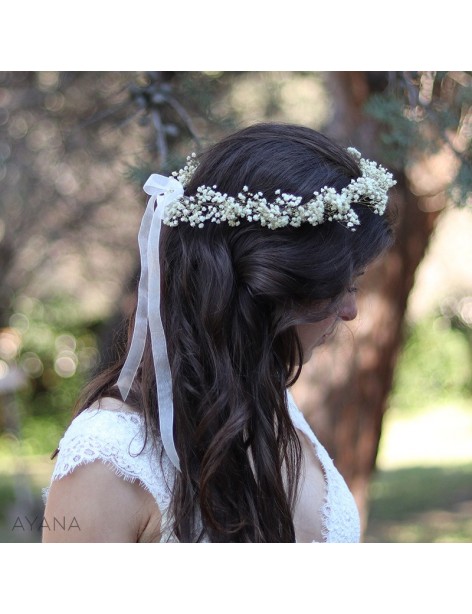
(42, 123), (395, 543)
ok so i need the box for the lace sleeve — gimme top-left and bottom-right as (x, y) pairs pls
(41, 408), (174, 515)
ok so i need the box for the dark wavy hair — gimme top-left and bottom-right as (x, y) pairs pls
(64, 123), (394, 542)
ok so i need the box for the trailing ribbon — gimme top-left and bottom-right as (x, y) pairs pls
(117, 174), (184, 472)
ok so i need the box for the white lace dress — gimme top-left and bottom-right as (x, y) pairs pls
(42, 391), (360, 542)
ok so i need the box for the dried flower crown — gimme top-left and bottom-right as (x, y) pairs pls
(167, 147), (396, 231)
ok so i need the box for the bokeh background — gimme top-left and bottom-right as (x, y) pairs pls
(0, 71), (471, 542)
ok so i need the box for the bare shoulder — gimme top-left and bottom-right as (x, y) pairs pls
(42, 460), (161, 543)
(88, 396), (141, 415)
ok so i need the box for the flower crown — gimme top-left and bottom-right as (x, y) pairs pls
(166, 147), (396, 232)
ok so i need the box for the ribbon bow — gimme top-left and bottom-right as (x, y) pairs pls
(117, 174), (184, 472)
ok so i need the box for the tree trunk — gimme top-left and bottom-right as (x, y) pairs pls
(291, 72), (443, 534)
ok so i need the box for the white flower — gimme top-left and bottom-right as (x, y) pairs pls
(162, 148), (396, 231)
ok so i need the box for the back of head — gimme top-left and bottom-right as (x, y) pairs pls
(163, 122), (393, 343)
(159, 123), (394, 542)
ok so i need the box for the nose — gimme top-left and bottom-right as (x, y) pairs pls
(339, 292), (358, 322)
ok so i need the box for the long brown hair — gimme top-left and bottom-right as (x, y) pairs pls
(63, 123), (394, 542)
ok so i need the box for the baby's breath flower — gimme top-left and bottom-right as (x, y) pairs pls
(162, 148), (396, 231)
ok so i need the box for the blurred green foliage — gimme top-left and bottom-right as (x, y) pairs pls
(365, 94), (421, 165)
(14, 294), (97, 415)
(366, 463), (472, 542)
(390, 315), (472, 412)
(364, 71), (472, 206)
(0, 294), (100, 458)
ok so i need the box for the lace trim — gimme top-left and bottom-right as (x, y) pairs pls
(42, 408), (175, 521)
(286, 391), (361, 543)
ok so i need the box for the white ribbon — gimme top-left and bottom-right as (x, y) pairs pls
(117, 173), (184, 472)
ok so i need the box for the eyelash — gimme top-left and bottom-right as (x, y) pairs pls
(348, 286), (358, 294)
